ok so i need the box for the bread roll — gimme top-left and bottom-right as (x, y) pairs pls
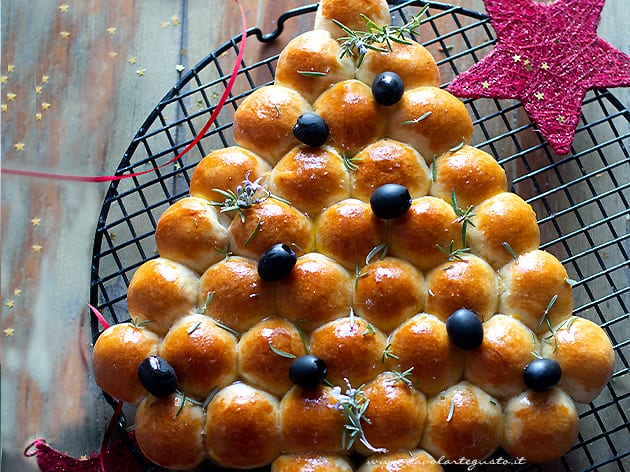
(276, 252), (353, 332)
(467, 192), (540, 269)
(388, 87), (473, 163)
(314, 80), (386, 156)
(280, 385), (346, 454)
(198, 256), (275, 333)
(269, 145), (351, 216)
(502, 388), (579, 463)
(309, 316), (387, 386)
(92, 322), (160, 402)
(316, 198), (387, 269)
(275, 29), (355, 103)
(357, 450), (443, 472)
(541, 317), (614, 403)
(351, 139), (431, 202)
(356, 40), (440, 90)
(238, 317), (309, 396)
(314, 0), (390, 40)
(158, 313), (238, 399)
(357, 372), (428, 455)
(272, 453), (353, 472)
(127, 258), (199, 335)
(228, 197), (314, 259)
(498, 249), (573, 333)
(465, 314), (538, 398)
(353, 257), (424, 333)
(205, 383), (281, 468)
(155, 196), (228, 274)
(189, 146), (271, 204)
(389, 196), (462, 271)
(430, 145), (508, 209)
(387, 313), (464, 395)
(424, 254), (498, 322)
(135, 393), (205, 470)
(233, 85), (312, 164)
(421, 381), (502, 460)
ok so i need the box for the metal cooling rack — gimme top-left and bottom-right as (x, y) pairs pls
(89, 1), (630, 471)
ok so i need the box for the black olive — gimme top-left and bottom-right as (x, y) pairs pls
(369, 183), (412, 219)
(289, 355), (327, 389)
(446, 308), (484, 350)
(524, 358), (562, 392)
(257, 243), (297, 282)
(293, 112), (330, 147)
(372, 71), (405, 106)
(138, 355), (178, 397)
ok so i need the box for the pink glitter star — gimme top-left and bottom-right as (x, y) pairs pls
(448, 0), (630, 154)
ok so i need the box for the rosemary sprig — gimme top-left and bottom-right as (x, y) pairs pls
(451, 189), (476, 247)
(362, 322), (376, 337)
(365, 243), (388, 265)
(297, 70), (327, 77)
(382, 343), (399, 363)
(446, 398), (455, 422)
(436, 240), (471, 262)
(341, 151), (362, 172)
(294, 321), (310, 352)
(209, 172), (270, 223)
(130, 317), (152, 328)
(354, 263), (369, 289)
(387, 367), (414, 389)
(536, 294), (559, 333)
(195, 291), (215, 314)
(174, 391), (187, 419)
(244, 217), (262, 247)
(268, 342), (297, 359)
(213, 319), (241, 338)
(187, 321), (202, 335)
(334, 6), (429, 68)
(431, 155), (438, 182)
(401, 111), (432, 126)
(502, 241), (519, 262)
(449, 140), (465, 153)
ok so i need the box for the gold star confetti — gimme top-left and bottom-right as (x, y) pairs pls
(175, 64), (185, 72)
(14, 142), (25, 151)
(31, 217), (41, 226)
(7, 64), (15, 73)
(7, 92), (16, 101)
(60, 31), (71, 38)
(161, 21), (170, 28)
(32, 244), (43, 252)
(35, 112), (42, 120)
(108, 232), (117, 240)
(79, 455), (88, 461)
(42, 102), (51, 110)
(42, 75), (50, 83)
(108, 51), (118, 58)
(127, 56), (137, 64)
(107, 27), (117, 35)
(0, 75), (7, 84)
(59, 4), (69, 12)
(13, 289), (22, 296)
(556, 115), (566, 123)
(481, 81), (490, 89)
(1, 104), (7, 113)
(5, 299), (15, 308)
(171, 15), (180, 26)
(535, 92), (545, 100)
(4, 328), (15, 337)
(136, 68), (146, 76)
(35, 85), (43, 94)
(541, 62), (550, 71)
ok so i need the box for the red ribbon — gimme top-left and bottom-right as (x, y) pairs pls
(3, 0), (248, 184)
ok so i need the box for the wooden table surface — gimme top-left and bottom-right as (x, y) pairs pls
(2, 1), (628, 471)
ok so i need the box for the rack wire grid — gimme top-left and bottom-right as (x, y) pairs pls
(89, 1), (630, 471)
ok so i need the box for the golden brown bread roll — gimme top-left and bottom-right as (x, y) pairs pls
(276, 252), (353, 332)
(309, 316), (387, 386)
(127, 258), (199, 335)
(353, 257), (425, 333)
(357, 372), (428, 455)
(314, 80), (386, 156)
(467, 192), (541, 269)
(388, 87), (473, 163)
(92, 322), (160, 402)
(158, 313), (238, 400)
(387, 313), (464, 395)
(316, 198), (387, 269)
(275, 30), (355, 103)
(238, 317), (309, 396)
(351, 139), (431, 202)
(430, 145), (508, 209)
(233, 85), (312, 164)
(135, 393), (206, 470)
(357, 450), (443, 472)
(205, 383), (282, 469)
(269, 145), (351, 216)
(228, 197), (314, 259)
(421, 381), (502, 460)
(424, 254), (498, 322)
(314, 0), (390, 40)
(198, 256), (275, 333)
(280, 385), (346, 454)
(189, 146), (271, 205)
(155, 196), (228, 274)
(272, 453), (353, 472)
(502, 388), (579, 463)
(498, 249), (573, 333)
(389, 196), (462, 272)
(465, 314), (538, 398)
(356, 40), (440, 90)
(541, 317), (615, 403)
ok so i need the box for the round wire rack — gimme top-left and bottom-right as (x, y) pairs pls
(90, 1), (630, 470)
